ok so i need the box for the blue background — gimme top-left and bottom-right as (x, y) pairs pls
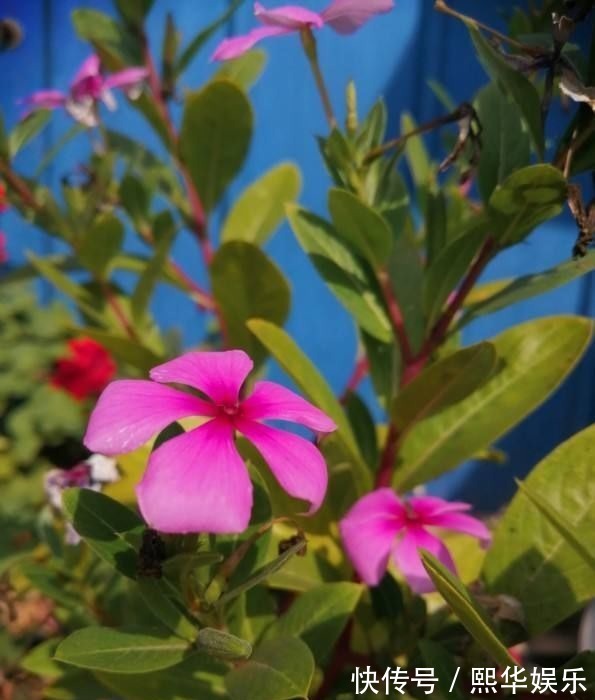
(1, 0), (594, 509)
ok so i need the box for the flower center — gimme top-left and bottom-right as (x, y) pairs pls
(219, 401), (241, 419)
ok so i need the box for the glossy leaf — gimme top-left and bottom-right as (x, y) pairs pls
(475, 82), (531, 202)
(9, 110), (51, 158)
(421, 552), (515, 668)
(287, 204), (391, 342)
(394, 317), (593, 490)
(211, 242), (290, 364)
(225, 637), (314, 700)
(488, 165), (567, 246)
(484, 424), (595, 634)
(392, 342), (497, 436)
(55, 627), (191, 673)
(458, 250), (595, 328)
(328, 188), (392, 267)
(221, 163), (301, 246)
(61, 488), (144, 579)
(470, 27), (544, 156)
(179, 81), (252, 212)
(263, 582), (363, 662)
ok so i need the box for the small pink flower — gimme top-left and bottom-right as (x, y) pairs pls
(20, 55), (148, 127)
(84, 350), (336, 534)
(340, 488), (491, 593)
(211, 0), (394, 61)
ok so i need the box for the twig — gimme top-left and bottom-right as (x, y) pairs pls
(340, 356), (369, 403)
(378, 271), (413, 365)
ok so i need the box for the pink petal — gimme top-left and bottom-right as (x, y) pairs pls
(429, 511), (492, 546)
(254, 2), (324, 29)
(136, 419), (253, 534)
(103, 67), (149, 91)
(237, 418), (328, 514)
(339, 488), (404, 585)
(150, 350), (253, 405)
(321, 0), (394, 34)
(241, 381), (336, 433)
(409, 495), (473, 520)
(71, 55), (101, 86)
(84, 380), (215, 456)
(392, 526), (456, 594)
(20, 90), (66, 111)
(211, 25), (288, 61)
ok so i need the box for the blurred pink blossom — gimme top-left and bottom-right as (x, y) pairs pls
(340, 488), (491, 592)
(212, 0), (395, 61)
(20, 55), (148, 127)
(84, 350), (336, 534)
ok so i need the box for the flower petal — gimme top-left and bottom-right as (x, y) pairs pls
(150, 350), (253, 405)
(136, 419), (253, 534)
(241, 381), (337, 432)
(254, 2), (324, 29)
(71, 55), (102, 85)
(321, 0), (394, 34)
(430, 511), (492, 545)
(103, 67), (149, 91)
(211, 25), (288, 61)
(392, 526), (456, 594)
(84, 380), (214, 455)
(339, 488), (404, 585)
(237, 419), (328, 514)
(20, 90), (66, 111)
(409, 495), (472, 519)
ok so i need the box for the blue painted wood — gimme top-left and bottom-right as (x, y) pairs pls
(1, 1), (593, 507)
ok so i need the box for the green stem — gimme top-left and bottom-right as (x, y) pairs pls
(300, 28), (337, 130)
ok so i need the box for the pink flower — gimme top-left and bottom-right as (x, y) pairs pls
(20, 55), (148, 127)
(339, 489), (491, 593)
(84, 350), (336, 534)
(211, 0), (395, 61)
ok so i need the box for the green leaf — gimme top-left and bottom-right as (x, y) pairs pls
(137, 579), (198, 643)
(424, 218), (488, 327)
(424, 189), (447, 264)
(345, 392), (379, 469)
(328, 188), (392, 268)
(195, 628), (252, 661)
(55, 627), (191, 673)
(131, 211), (177, 322)
(469, 27), (544, 156)
(488, 164), (568, 246)
(421, 552), (515, 668)
(174, 0), (244, 75)
(475, 82), (531, 202)
(72, 327), (162, 373)
(211, 242), (290, 364)
(392, 342), (497, 436)
(263, 582), (363, 662)
(394, 316), (593, 490)
(247, 319), (370, 490)
(179, 81), (252, 212)
(221, 163), (301, 246)
(96, 652), (226, 700)
(225, 637), (314, 700)
(8, 110), (51, 158)
(483, 424), (595, 634)
(361, 330), (401, 409)
(287, 204), (391, 342)
(114, 0), (154, 26)
(401, 113), (432, 189)
(62, 488), (144, 579)
(26, 253), (108, 327)
(71, 9), (141, 66)
(215, 50), (267, 90)
(120, 174), (151, 231)
(79, 213), (125, 278)
(418, 641), (466, 700)
(458, 251), (595, 328)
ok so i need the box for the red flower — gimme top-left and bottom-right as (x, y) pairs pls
(0, 183), (8, 214)
(51, 337), (116, 401)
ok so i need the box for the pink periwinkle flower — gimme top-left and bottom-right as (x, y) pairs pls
(84, 350), (336, 534)
(212, 0), (395, 61)
(20, 55), (148, 127)
(340, 488), (491, 593)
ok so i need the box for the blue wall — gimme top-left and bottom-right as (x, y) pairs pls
(1, 1), (594, 509)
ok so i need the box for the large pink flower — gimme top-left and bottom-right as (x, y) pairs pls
(340, 489), (491, 593)
(21, 55), (148, 127)
(84, 350), (336, 534)
(212, 0), (395, 61)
